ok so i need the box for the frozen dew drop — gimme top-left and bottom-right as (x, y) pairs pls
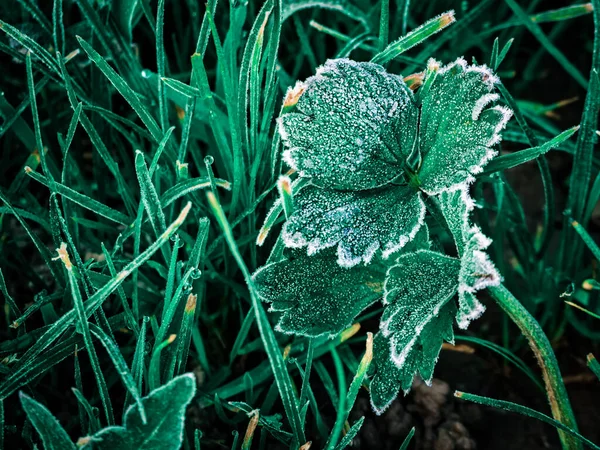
(190, 268), (202, 280)
(204, 155), (214, 166)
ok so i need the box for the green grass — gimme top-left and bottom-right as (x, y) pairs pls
(0, 0), (600, 449)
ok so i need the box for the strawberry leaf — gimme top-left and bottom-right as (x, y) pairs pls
(82, 374), (196, 450)
(282, 184), (425, 267)
(253, 249), (387, 337)
(438, 187), (501, 328)
(381, 250), (460, 368)
(279, 59), (417, 190)
(370, 301), (456, 414)
(418, 58), (512, 195)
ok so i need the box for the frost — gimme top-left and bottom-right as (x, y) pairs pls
(439, 187), (501, 329)
(418, 58), (512, 195)
(381, 250), (461, 368)
(278, 58), (417, 190)
(252, 249), (387, 337)
(282, 183), (425, 267)
(370, 301), (456, 415)
(256, 56), (512, 412)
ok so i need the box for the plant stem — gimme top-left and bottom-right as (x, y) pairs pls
(489, 284), (582, 450)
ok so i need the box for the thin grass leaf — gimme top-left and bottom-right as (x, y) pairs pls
(0, 190), (64, 284)
(0, 203), (191, 400)
(399, 427), (415, 450)
(136, 150), (167, 236)
(282, 0), (368, 27)
(161, 77), (202, 98)
(88, 323), (146, 423)
(0, 20), (60, 73)
(504, 0), (587, 88)
(405, 0), (494, 73)
(160, 177), (231, 208)
(0, 268), (21, 320)
(72, 388), (101, 433)
(125, 317), (148, 414)
(532, 4), (594, 23)
(76, 36), (164, 144)
(587, 354), (600, 380)
(229, 308), (255, 364)
(156, 0), (168, 132)
(371, 10), (456, 65)
(148, 334), (177, 391)
(455, 391), (600, 450)
(562, 0), (600, 272)
(102, 244), (138, 334)
(333, 416), (364, 450)
(565, 301), (600, 320)
(206, 191), (306, 445)
(112, 0), (141, 41)
(456, 335), (543, 391)
(25, 169), (132, 225)
(484, 127), (578, 174)
(496, 38), (514, 70)
(205, 9), (244, 212)
(52, 0), (65, 58)
(571, 219), (600, 261)
(171, 293), (197, 377)
(57, 243), (115, 425)
(326, 334), (373, 450)
(16, 0), (52, 35)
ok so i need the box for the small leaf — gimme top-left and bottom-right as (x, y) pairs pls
(438, 187), (501, 328)
(370, 301), (456, 414)
(381, 250), (460, 367)
(19, 392), (76, 450)
(279, 59), (417, 190)
(456, 230), (500, 328)
(82, 374), (196, 450)
(282, 184), (425, 267)
(253, 249), (386, 337)
(418, 58), (512, 194)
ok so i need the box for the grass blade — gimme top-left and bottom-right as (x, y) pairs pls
(455, 391), (600, 450)
(484, 126), (578, 174)
(206, 191), (306, 445)
(371, 11), (456, 65)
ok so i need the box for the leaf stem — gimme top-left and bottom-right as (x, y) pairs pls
(489, 284), (582, 450)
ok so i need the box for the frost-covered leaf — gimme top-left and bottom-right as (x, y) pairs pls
(252, 249), (387, 337)
(19, 392), (76, 450)
(381, 250), (460, 367)
(456, 229), (500, 328)
(279, 58), (417, 190)
(370, 301), (456, 414)
(82, 374), (196, 450)
(418, 58), (512, 194)
(282, 184), (425, 267)
(438, 188), (501, 329)
(437, 187), (474, 256)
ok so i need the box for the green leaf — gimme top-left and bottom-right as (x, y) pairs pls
(381, 250), (460, 367)
(19, 392), (76, 450)
(83, 374), (196, 450)
(112, 0), (140, 41)
(282, 184), (425, 267)
(253, 249), (386, 337)
(279, 59), (417, 190)
(371, 11), (456, 65)
(370, 301), (456, 414)
(438, 188), (501, 328)
(418, 58), (512, 194)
